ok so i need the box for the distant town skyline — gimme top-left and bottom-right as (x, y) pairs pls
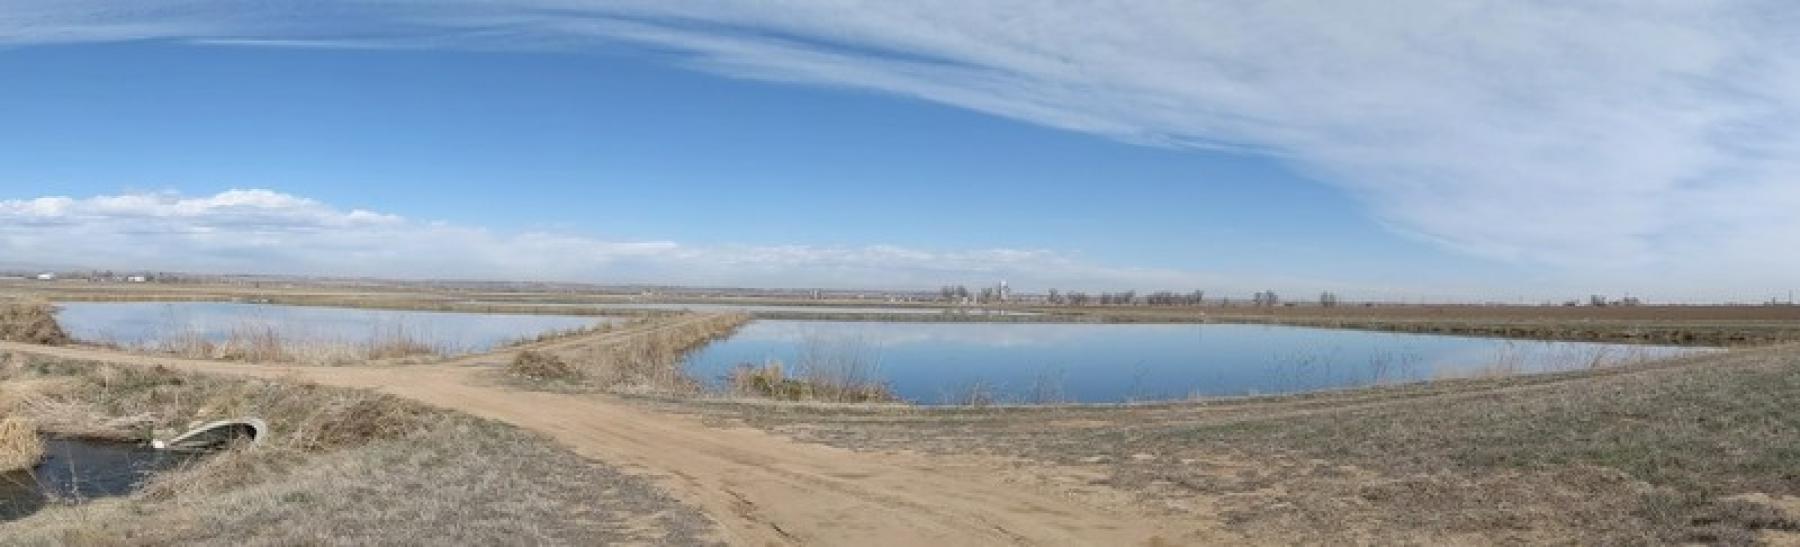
(5, 2), (1798, 302)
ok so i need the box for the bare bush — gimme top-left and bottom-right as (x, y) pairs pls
(147, 321), (444, 365)
(728, 358), (899, 403)
(0, 416), (43, 472)
(508, 350), (579, 382)
(0, 299), (70, 345)
(570, 313), (750, 394)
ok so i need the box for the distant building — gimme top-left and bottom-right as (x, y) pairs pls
(126, 275), (149, 283)
(34, 272), (56, 281)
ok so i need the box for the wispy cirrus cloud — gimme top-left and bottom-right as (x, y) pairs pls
(5, 1), (1800, 295)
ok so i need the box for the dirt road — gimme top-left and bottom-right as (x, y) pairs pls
(0, 323), (1197, 546)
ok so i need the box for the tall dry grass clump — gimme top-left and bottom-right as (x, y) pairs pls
(0, 416), (44, 472)
(507, 350), (579, 381)
(727, 334), (899, 403)
(566, 313), (749, 393)
(0, 298), (70, 345)
(501, 321), (617, 348)
(151, 322), (443, 365)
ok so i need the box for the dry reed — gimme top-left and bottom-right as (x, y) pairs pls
(0, 298), (70, 345)
(149, 322), (443, 365)
(507, 350), (579, 381)
(726, 334), (899, 403)
(0, 416), (43, 472)
(566, 313), (749, 393)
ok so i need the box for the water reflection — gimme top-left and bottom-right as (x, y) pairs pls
(684, 321), (1709, 405)
(56, 302), (609, 355)
(2, 438), (200, 522)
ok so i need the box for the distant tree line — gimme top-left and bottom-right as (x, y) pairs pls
(935, 283), (1367, 309)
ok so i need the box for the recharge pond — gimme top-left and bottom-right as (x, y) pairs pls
(55, 302), (611, 356)
(683, 320), (1710, 405)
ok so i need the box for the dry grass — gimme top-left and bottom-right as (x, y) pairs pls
(674, 345), (1800, 545)
(0, 299), (69, 346)
(0, 353), (719, 544)
(728, 360), (900, 403)
(145, 322), (443, 365)
(0, 417), (42, 472)
(725, 333), (899, 403)
(500, 321), (617, 348)
(506, 350), (578, 381)
(538, 313), (749, 394)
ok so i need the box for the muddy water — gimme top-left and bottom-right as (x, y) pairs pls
(1, 438), (199, 522)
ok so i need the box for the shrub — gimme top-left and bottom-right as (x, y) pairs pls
(508, 350), (580, 382)
(0, 416), (44, 472)
(0, 299), (70, 345)
(728, 359), (899, 403)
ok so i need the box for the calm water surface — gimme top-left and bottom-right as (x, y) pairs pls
(684, 321), (1708, 404)
(1, 438), (200, 522)
(462, 301), (1039, 316)
(56, 302), (609, 355)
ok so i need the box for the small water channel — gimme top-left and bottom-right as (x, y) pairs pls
(1, 438), (200, 522)
(684, 321), (1712, 405)
(55, 302), (613, 355)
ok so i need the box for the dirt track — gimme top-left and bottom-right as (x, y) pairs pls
(0, 319), (1200, 546)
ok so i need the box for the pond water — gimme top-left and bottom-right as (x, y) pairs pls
(1, 438), (200, 522)
(467, 301), (1039, 316)
(55, 302), (609, 355)
(683, 321), (1709, 405)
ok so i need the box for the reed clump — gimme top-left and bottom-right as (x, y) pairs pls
(572, 313), (750, 394)
(728, 360), (899, 403)
(0, 298), (70, 345)
(501, 322), (617, 348)
(151, 323), (443, 365)
(0, 416), (44, 472)
(507, 350), (579, 382)
(726, 333), (899, 403)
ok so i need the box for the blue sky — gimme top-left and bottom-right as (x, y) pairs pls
(3, 2), (1797, 301)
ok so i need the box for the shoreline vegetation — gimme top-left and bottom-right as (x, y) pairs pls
(104, 323), (447, 365)
(504, 313), (751, 395)
(725, 334), (900, 403)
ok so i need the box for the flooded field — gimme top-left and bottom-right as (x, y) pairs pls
(684, 321), (1710, 404)
(56, 302), (610, 356)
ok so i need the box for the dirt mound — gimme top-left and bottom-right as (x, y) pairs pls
(0, 299), (70, 345)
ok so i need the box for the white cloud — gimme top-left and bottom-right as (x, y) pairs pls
(5, 2), (1799, 296)
(0, 189), (1273, 292)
